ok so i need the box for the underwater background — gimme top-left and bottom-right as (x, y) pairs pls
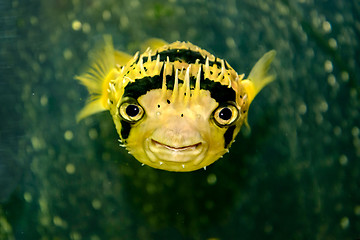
(0, 0), (359, 239)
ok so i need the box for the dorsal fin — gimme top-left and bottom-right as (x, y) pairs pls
(114, 50), (133, 66)
(141, 38), (168, 52)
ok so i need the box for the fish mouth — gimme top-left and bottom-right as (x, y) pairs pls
(151, 139), (202, 152)
(146, 138), (205, 164)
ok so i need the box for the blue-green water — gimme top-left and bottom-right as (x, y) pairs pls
(0, 0), (359, 239)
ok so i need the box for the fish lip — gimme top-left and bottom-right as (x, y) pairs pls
(146, 138), (206, 164)
(151, 139), (202, 152)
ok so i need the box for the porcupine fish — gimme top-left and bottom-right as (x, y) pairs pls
(76, 37), (276, 172)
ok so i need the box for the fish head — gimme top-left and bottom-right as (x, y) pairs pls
(113, 84), (245, 171)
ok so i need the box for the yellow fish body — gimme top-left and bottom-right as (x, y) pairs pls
(76, 37), (276, 172)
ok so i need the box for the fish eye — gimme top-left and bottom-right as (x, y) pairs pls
(119, 99), (144, 122)
(126, 104), (140, 117)
(213, 104), (239, 126)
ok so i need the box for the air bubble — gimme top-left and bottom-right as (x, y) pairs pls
(207, 174), (217, 185)
(40, 95), (48, 106)
(340, 217), (349, 229)
(226, 37), (236, 49)
(324, 60), (333, 73)
(82, 23), (91, 33)
(322, 21), (332, 33)
(102, 10), (111, 21)
(327, 74), (336, 86)
(298, 103), (307, 115)
(319, 100), (328, 112)
(328, 38), (337, 49)
(92, 199), (102, 210)
(339, 155), (348, 166)
(333, 126), (342, 136)
(66, 163), (76, 174)
(341, 71), (349, 82)
(88, 128), (98, 139)
(352, 127), (359, 137)
(24, 192), (32, 202)
(64, 130), (74, 141)
(72, 20), (82, 31)
(63, 49), (73, 60)
(354, 205), (360, 215)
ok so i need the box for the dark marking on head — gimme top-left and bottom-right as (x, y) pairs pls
(181, 113), (184, 117)
(201, 78), (236, 104)
(120, 120), (132, 139)
(123, 59), (235, 105)
(157, 104), (160, 108)
(139, 48), (230, 70)
(123, 75), (163, 99)
(224, 125), (236, 148)
(196, 65), (236, 104)
(167, 99), (171, 104)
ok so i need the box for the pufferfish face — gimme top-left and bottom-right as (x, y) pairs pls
(117, 86), (242, 172)
(108, 43), (250, 171)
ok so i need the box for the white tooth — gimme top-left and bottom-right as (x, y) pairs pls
(141, 163), (145, 166)
(160, 162), (163, 165)
(203, 166), (206, 170)
(118, 139), (122, 142)
(182, 164), (185, 169)
(107, 99), (111, 105)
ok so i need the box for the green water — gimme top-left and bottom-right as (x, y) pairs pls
(0, 0), (359, 239)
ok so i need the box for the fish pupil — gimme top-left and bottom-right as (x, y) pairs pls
(126, 105), (140, 117)
(219, 107), (232, 120)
